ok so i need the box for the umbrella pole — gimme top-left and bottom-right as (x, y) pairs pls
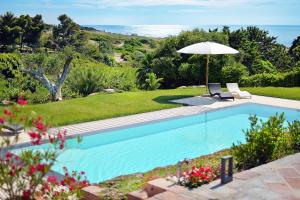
(205, 55), (210, 92)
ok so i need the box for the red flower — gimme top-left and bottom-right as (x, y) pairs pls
(28, 165), (36, 176)
(60, 180), (66, 186)
(37, 163), (46, 173)
(5, 152), (13, 160)
(47, 176), (58, 185)
(28, 131), (42, 145)
(17, 97), (28, 106)
(42, 182), (51, 191)
(0, 117), (4, 124)
(4, 109), (12, 116)
(36, 122), (44, 130)
(80, 180), (89, 187)
(22, 190), (31, 200)
(59, 142), (64, 149)
(48, 134), (55, 143)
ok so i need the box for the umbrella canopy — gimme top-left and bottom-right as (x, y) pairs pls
(177, 41), (239, 55)
(177, 41), (239, 91)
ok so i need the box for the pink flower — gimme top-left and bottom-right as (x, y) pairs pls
(0, 117), (4, 124)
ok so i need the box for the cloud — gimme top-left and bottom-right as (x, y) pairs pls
(72, 0), (251, 8)
(168, 9), (206, 13)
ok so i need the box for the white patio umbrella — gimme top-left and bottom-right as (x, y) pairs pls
(177, 41), (239, 91)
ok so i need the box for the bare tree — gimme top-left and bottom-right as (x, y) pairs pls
(22, 55), (73, 101)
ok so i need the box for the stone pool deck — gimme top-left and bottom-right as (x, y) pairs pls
(3, 94), (300, 146)
(145, 153), (300, 200)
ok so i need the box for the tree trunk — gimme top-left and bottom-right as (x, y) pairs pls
(51, 86), (62, 101)
(22, 56), (73, 102)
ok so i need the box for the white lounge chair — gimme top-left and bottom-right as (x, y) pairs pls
(226, 83), (251, 99)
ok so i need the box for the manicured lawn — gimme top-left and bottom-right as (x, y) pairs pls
(24, 88), (204, 126)
(243, 87), (300, 100)
(2, 87), (300, 127)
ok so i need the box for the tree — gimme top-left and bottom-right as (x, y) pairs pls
(0, 12), (20, 51)
(22, 14), (44, 48)
(0, 13), (44, 52)
(21, 48), (74, 101)
(290, 36), (300, 63)
(221, 62), (249, 84)
(228, 26), (291, 71)
(52, 14), (84, 50)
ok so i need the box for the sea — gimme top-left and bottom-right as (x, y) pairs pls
(85, 25), (300, 47)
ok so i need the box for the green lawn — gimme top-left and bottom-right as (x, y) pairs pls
(243, 87), (300, 100)
(2, 87), (300, 127)
(24, 88), (205, 126)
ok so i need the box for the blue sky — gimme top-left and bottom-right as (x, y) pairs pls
(0, 0), (299, 25)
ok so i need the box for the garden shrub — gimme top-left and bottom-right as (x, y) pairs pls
(221, 62), (248, 84)
(25, 86), (50, 104)
(0, 53), (22, 79)
(67, 66), (102, 96)
(142, 72), (163, 90)
(66, 64), (137, 96)
(239, 73), (284, 87)
(233, 114), (300, 170)
(240, 68), (300, 87)
(288, 120), (300, 151)
(252, 59), (277, 74)
(97, 67), (137, 91)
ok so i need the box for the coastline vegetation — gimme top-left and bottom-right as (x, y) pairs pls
(1, 12), (300, 105)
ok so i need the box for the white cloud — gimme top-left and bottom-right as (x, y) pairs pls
(73, 0), (251, 8)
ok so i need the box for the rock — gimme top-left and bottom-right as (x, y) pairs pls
(88, 93), (99, 96)
(103, 88), (115, 93)
(178, 86), (187, 89)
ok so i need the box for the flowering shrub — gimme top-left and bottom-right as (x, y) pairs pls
(0, 98), (89, 199)
(181, 166), (218, 188)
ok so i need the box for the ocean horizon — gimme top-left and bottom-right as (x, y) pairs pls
(85, 25), (300, 47)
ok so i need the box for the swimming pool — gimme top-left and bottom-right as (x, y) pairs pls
(16, 103), (300, 183)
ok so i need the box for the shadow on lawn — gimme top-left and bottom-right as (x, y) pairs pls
(152, 95), (193, 105)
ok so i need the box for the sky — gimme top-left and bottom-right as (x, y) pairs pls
(0, 0), (299, 25)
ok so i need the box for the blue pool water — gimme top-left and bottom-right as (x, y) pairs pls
(17, 103), (300, 183)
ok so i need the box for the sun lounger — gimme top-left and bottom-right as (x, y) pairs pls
(0, 122), (23, 134)
(226, 83), (251, 99)
(208, 83), (234, 100)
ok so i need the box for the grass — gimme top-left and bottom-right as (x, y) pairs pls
(243, 87), (300, 100)
(2, 87), (300, 127)
(23, 88), (204, 126)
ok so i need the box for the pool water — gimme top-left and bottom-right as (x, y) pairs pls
(17, 103), (300, 183)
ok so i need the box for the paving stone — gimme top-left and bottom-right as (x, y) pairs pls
(148, 191), (196, 200)
(285, 178), (300, 189)
(266, 182), (294, 197)
(278, 168), (300, 178)
(292, 164), (300, 172)
(233, 170), (260, 180)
